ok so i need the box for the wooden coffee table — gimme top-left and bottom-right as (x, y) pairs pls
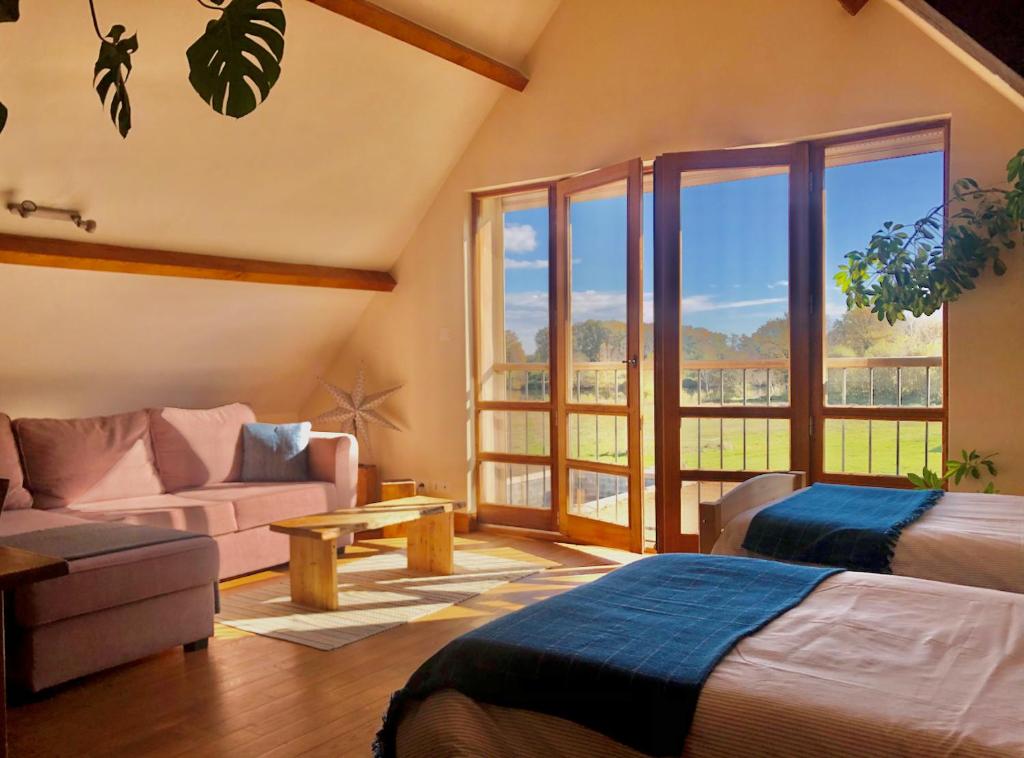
(269, 496), (467, 611)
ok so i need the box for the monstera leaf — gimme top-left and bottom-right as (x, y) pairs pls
(187, 0), (286, 118)
(0, 101), (7, 134)
(0, 0), (19, 23)
(94, 25), (138, 138)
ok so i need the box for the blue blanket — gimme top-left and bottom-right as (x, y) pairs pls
(375, 554), (840, 757)
(742, 483), (942, 573)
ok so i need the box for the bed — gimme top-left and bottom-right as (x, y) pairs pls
(699, 472), (1024, 593)
(380, 554), (1024, 758)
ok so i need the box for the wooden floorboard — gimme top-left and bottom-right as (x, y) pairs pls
(9, 534), (632, 757)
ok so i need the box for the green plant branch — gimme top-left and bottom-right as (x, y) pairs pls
(836, 149), (1024, 325)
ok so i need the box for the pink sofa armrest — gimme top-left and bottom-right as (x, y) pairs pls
(308, 433), (359, 510)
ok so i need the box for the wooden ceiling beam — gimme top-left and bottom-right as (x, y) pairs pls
(839, 0), (870, 14)
(307, 0), (529, 92)
(0, 233), (397, 292)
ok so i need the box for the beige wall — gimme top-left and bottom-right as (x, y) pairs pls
(304, 0), (1024, 496)
(0, 0), (556, 422)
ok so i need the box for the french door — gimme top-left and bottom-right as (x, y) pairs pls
(554, 160), (645, 552)
(471, 159), (645, 552)
(473, 121), (946, 553)
(653, 145), (811, 552)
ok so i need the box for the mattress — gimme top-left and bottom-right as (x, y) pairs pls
(713, 491), (1024, 593)
(394, 572), (1024, 757)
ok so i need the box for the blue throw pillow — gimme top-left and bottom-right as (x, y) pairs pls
(241, 422), (311, 482)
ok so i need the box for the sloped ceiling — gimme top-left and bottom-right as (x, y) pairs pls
(0, 0), (559, 420)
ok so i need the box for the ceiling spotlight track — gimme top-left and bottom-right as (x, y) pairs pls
(6, 200), (97, 233)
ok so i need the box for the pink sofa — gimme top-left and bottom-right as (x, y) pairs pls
(11, 403), (359, 579)
(0, 403), (358, 692)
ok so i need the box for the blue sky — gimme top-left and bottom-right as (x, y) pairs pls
(500, 152), (943, 352)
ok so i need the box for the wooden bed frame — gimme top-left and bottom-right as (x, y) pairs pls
(697, 472), (806, 553)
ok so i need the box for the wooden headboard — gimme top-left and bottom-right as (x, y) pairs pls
(698, 472), (806, 553)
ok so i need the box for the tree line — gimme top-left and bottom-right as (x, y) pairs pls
(505, 309), (941, 363)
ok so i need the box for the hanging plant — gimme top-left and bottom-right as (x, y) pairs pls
(0, 0), (17, 135)
(0, 0), (18, 22)
(836, 148), (1024, 324)
(0, 0), (286, 138)
(187, 0), (286, 118)
(91, 1), (138, 139)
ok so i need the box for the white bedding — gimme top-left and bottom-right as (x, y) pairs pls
(395, 572), (1024, 757)
(712, 491), (1024, 593)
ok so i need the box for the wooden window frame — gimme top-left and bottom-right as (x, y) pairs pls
(808, 119), (950, 488)
(471, 183), (560, 531)
(653, 144), (812, 553)
(470, 119), (951, 542)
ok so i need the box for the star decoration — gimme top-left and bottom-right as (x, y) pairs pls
(313, 367), (402, 454)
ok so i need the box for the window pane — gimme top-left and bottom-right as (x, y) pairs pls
(567, 179), (629, 405)
(823, 136), (944, 411)
(567, 413), (628, 465)
(823, 419), (943, 476)
(568, 468), (628, 525)
(478, 410), (550, 456)
(476, 190), (550, 402)
(480, 462), (551, 508)
(681, 417), (790, 471)
(679, 166), (790, 408)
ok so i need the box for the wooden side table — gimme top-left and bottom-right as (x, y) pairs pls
(0, 540), (68, 757)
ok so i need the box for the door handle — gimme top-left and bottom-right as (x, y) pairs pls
(622, 356), (638, 368)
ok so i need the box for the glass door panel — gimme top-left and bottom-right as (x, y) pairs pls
(653, 145), (810, 553)
(568, 179), (629, 405)
(556, 160), (644, 551)
(476, 189), (552, 402)
(474, 187), (557, 531)
(816, 129), (946, 482)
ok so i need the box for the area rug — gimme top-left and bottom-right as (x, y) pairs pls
(217, 548), (542, 651)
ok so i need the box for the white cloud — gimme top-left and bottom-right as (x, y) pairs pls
(768, 280), (789, 289)
(505, 259), (548, 270)
(503, 223), (538, 253)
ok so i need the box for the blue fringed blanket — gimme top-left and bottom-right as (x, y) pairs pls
(742, 483), (942, 573)
(375, 554), (840, 757)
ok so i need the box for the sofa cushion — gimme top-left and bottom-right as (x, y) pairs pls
(149, 403), (256, 492)
(0, 508), (91, 536)
(242, 422), (311, 482)
(60, 493), (239, 537)
(14, 411), (164, 509)
(179, 481), (337, 531)
(12, 534), (218, 627)
(0, 414), (32, 510)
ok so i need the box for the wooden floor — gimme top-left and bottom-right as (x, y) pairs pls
(9, 533), (635, 758)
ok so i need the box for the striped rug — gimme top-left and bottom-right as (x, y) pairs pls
(217, 548), (541, 650)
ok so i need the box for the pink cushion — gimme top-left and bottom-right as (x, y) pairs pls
(0, 414), (32, 510)
(60, 493), (239, 536)
(14, 411), (164, 509)
(179, 481), (336, 531)
(149, 404), (256, 492)
(0, 508), (90, 536)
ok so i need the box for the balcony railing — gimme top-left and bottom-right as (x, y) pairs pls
(488, 357), (941, 404)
